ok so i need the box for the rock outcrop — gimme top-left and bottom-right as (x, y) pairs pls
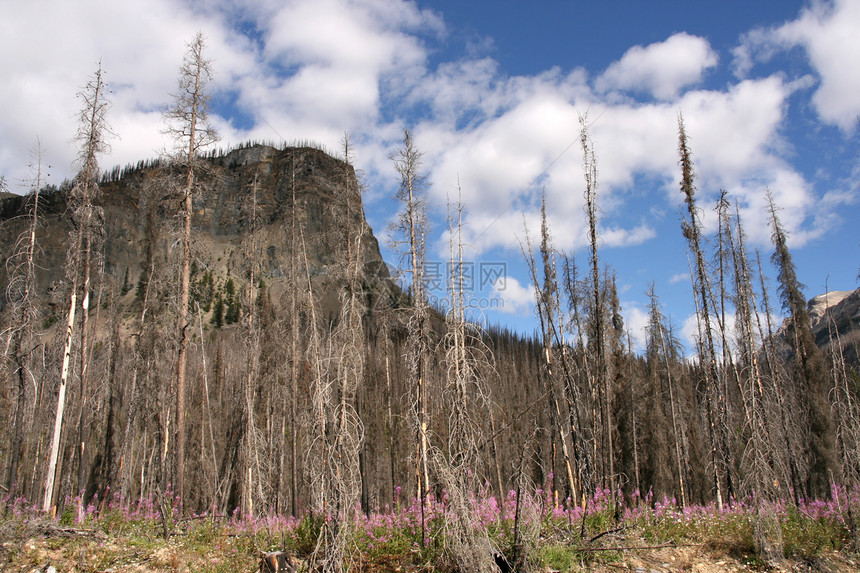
(0, 144), (392, 321)
(808, 287), (860, 365)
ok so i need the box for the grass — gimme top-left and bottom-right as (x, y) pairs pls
(1, 485), (857, 572)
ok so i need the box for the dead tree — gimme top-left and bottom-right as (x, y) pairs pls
(315, 135), (368, 571)
(561, 253), (595, 504)
(437, 192), (497, 572)
(677, 113), (732, 509)
(162, 32), (219, 505)
(580, 116), (616, 511)
(645, 285), (690, 509)
(824, 285), (860, 549)
(754, 249), (805, 505)
(44, 65), (112, 513)
(521, 197), (579, 508)
(3, 143), (45, 498)
(241, 173), (264, 516)
(389, 129), (431, 545)
(729, 205), (784, 562)
(288, 153), (300, 516)
(73, 65), (111, 496)
(766, 190), (836, 499)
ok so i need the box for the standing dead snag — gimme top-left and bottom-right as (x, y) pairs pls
(242, 173), (264, 517)
(308, 135), (368, 572)
(533, 194), (578, 503)
(438, 191), (497, 572)
(729, 204), (785, 561)
(73, 64), (111, 497)
(162, 32), (219, 505)
(645, 285), (689, 510)
(44, 65), (112, 513)
(677, 113), (732, 510)
(3, 143), (44, 498)
(389, 129), (431, 545)
(766, 190), (836, 499)
(580, 115), (616, 514)
(326, 135), (367, 570)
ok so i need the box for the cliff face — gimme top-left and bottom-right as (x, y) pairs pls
(0, 144), (390, 319)
(808, 288), (860, 365)
(768, 287), (860, 367)
(0, 144), (405, 512)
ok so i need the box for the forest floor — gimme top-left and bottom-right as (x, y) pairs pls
(3, 489), (859, 573)
(2, 520), (858, 573)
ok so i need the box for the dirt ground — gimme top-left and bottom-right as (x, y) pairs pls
(2, 530), (859, 572)
(581, 545), (860, 573)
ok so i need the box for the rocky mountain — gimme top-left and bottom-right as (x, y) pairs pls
(807, 288), (860, 365)
(0, 143), (393, 322)
(0, 143), (414, 513)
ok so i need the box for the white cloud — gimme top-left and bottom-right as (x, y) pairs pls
(734, 0), (860, 131)
(596, 33), (718, 100)
(602, 224), (657, 248)
(669, 273), (689, 285)
(491, 275), (534, 316)
(0, 0), (234, 185)
(676, 77), (791, 186)
(681, 313), (701, 353)
(623, 304), (651, 353)
(0, 0), (847, 270)
(407, 58), (501, 124)
(0, 0), (440, 186)
(419, 73), (805, 255)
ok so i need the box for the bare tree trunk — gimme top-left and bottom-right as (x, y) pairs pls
(766, 190), (836, 499)
(241, 173), (262, 517)
(562, 255), (594, 504)
(197, 305), (219, 504)
(164, 34), (218, 507)
(44, 282), (77, 513)
(677, 114), (730, 509)
(75, 206), (93, 494)
(727, 205), (784, 562)
(580, 116), (616, 513)
(44, 64), (111, 514)
(289, 154), (300, 517)
(175, 173), (191, 505)
(664, 335), (688, 508)
(3, 143), (43, 497)
(437, 192), (496, 572)
(521, 199), (578, 506)
(390, 130), (430, 545)
(755, 250), (803, 505)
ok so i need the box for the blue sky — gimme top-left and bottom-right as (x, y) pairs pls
(1, 0), (858, 351)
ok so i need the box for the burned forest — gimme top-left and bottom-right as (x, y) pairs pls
(1, 45), (859, 571)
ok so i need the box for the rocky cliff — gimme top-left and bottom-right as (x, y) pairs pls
(807, 288), (860, 365)
(0, 144), (393, 322)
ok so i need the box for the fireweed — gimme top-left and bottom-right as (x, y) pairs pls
(2, 482), (856, 569)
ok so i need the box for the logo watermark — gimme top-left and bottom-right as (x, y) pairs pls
(379, 261), (510, 312)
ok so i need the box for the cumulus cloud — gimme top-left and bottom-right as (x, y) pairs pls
(491, 276), (534, 316)
(0, 0), (206, 185)
(596, 32), (718, 100)
(734, 0), (860, 131)
(0, 0), (848, 268)
(669, 273), (689, 285)
(421, 72), (805, 255)
(0, 0), (440, 187)
(623, 304), (651, 353)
